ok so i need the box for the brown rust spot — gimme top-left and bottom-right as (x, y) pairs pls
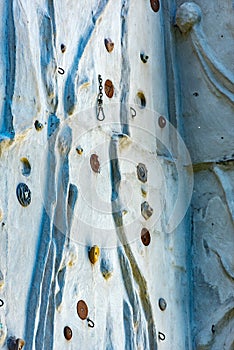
(90, 154), (100, 173)
(104, 38), (114, 53)
(141, 228), (151, 246)
(104, 79), (114, 98)
(64, 326), (72, 340)
(150, 0), (160, 12)
(77, 300), (88, 320)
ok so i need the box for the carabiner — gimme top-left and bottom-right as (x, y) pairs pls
(97, 106), (105, 121)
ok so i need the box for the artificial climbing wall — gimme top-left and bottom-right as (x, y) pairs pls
(2, 0), (232, 350)
(0, 0), (193, 349)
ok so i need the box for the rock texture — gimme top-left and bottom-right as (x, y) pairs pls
(0, 0), (233, 349)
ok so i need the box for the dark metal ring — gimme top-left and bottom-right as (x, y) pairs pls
(58, 67), (65, 75)
(0, 299), (4, 307)
(158, 332), (166, 341)
(87, 318), (95, 328)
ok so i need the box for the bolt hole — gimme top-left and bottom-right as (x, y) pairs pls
(193, 92), (199, 97)
(221, 136), (224, 139)
(136, 92), (146, 109)
(221, 35), (223, 38)
(20, 158), (31, 177)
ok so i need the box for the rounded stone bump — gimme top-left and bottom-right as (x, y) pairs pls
(89, 245), (100, 264)
(175, 2), (202, 33)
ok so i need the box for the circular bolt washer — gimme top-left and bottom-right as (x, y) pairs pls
(141, 228), (151, 246)
(16, 183), (31, 207)
(158, 298), (167, 311)
(90, 154), (100, 173)
(150, 0), (160, 12)
(158, 116), (166, 128)
(104, 38), (114, 53)
(137, 163), (148, 183)
(77, 300), (88, 320)
(64, 326), (72, 341)
(104, 79), (114, 98)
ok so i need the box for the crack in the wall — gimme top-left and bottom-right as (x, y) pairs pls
(110, 135), (157, 350)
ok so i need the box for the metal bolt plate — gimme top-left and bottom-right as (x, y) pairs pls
(104, 79), (114, 98)
(137, 163), (148, 183)
(150, 0), (160, 12)
(90, 154), (100, 173)
(158, 298), (167, 311)
(77, 300), (88, 320)
(158, 116), (166, 128)
(64, 326), (72, 340)
(16, 183), (31, 207)
(104, 38), (114, 53)
(141, 228), (151, 246)
(141, 201), (153, 220)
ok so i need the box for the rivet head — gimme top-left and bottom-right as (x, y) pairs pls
(150, 0), (160, 12)
(90, 154), (100, 173)
(104, 38), (114, 53)
(89, 245), (100, 264)
(137, 163), (148, 183)
(141, 228), (151, 246)
(158, 116), (166, 128)
(104, 79), (114, 98)
(64, 326), (72, 341)
(141, 201), (153, 220)
(77, 300), (88, 320)
(158, 298), (167, 311)
(16, 183), (31, 207)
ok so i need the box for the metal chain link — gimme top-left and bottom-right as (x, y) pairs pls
(97, 74), (105, 121)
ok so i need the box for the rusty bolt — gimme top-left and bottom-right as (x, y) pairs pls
(77, 300), (88, 320)
(104, 80), (114, 98)
(64, 326), (72, 341)
(141, 228), (151, 246)
(150, 0), (160, 12)
(90, 154), (100, 173)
